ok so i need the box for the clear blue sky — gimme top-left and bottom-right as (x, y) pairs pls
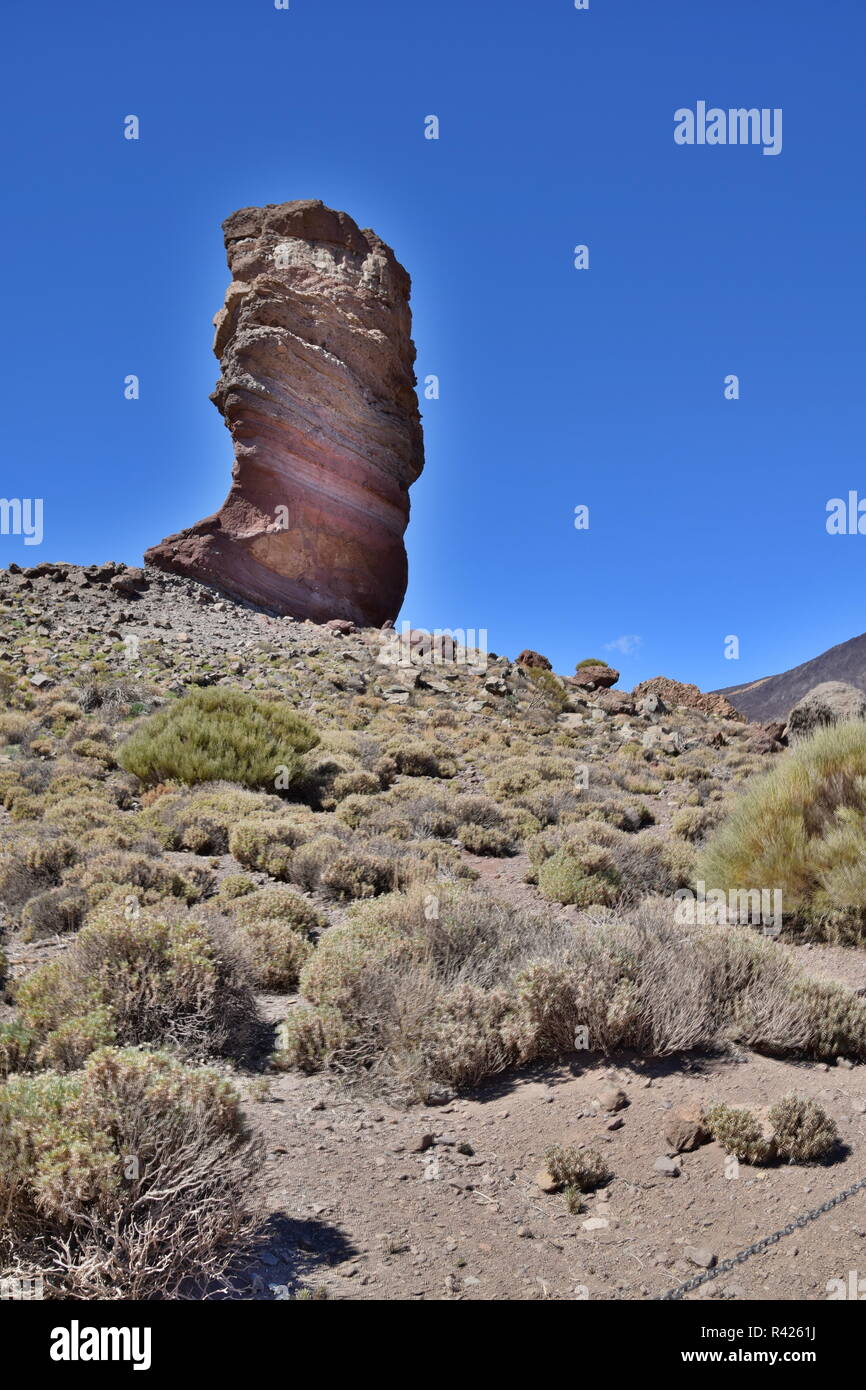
(3, 0), (865, 691)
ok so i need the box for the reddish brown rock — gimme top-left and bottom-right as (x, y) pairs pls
(145, 200), (425, 625)
(571, 663), (620, 690)
(632, 677), (745, 721)
(594, 689), (634, 715)
(516, 650), (552, 670)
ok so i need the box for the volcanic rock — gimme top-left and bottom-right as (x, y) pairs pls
(785, 681), (866, 740)
(516, 650), (552, 670)
(146, 199), (425, 625)
(571, 664), (619, 690)
(633, 677), (743, 721)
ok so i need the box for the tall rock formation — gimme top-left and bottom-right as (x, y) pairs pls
(145, 200), (425, 625)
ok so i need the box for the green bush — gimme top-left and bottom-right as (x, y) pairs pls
(525, 668), (568, 709)
(118, 688), (318, 792)
(227, 814), (316, 877)
(537, 846), (621, 906)
(704, 1103), (774, 1164)
(457, 823), (514, 856)
(0, 1047), (260, 1299)
(698, 722), (866, 939)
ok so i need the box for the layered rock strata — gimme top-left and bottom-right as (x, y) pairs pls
(146, 199), (424, 625)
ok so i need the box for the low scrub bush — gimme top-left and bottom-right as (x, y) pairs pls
(69, 850), (212, 908)
(698, 722), (866, 940)
(20, 886), (87, 941)
(704, 1103), (774, 1164)
(768, 1095), (838, 1162)
(273, 892), (866, 1098)
(211, 885), (323, 991)
(544, 1143), (610, 1192)
(228, 813), (318, 878)
(15, 907), (259, 1069)
(537, 846), (621, 906)
(457, 823), (515, 856)
(119, 688), (318, 792)
(705, 1096), (838, 1165)
(0, 1047), (261, 1299)
(0, 833), (78, 914)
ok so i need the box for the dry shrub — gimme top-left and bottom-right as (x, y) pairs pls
(768, 1095), (838, 1162)
(15, 906), (260, 1069)
(69, 850), (212, 908)
(0, 711), (36, 746)
(0, 833), (78, 915)
(212, 885), (324, 990)
(544, 1144), (610, 1192)
(20, 886), (87, 941)
(227, 813), (318, 877)
(537, 846), (621, 906)
(274, 891), (866, 1098)
(0, 1047), (261, 1299)
(457, 823), (515, 856)
(390, 742), (456, 778)
(528, 820), (693, 902)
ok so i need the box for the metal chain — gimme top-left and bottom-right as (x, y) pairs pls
(658, 1172), (866, 1301)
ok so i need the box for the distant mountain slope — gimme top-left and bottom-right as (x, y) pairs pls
(716, 631), (866, 723)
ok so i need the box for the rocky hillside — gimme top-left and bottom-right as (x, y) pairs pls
(3, 561), (866, 1303)
(717, 630), (866, 722)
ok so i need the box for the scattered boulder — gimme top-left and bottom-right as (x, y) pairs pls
(572, 663), (619, 691)
(595, 689), (634, 715)
(640, 692), (667, 716)
(664, 1105), (710, 1154)
(785, 681), (866, 740)
(653, 1156), (681, 1177)
(516, 650), (552, 671)
(746, 721), (786, 755)
(598, 1087), (628, 1113)
(641, 726), (685, 756)
(110, 566), (148, 597)
(685, 1246), (717, 1270)
(409, 630), (457, 664)
(633, 677), (744, 722)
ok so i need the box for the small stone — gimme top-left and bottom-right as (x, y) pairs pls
(535, 1169), (562, 1194)
(685, 1246), (717, 1270)
(582, 1217), (609, 1232)
(653, 1156), (681, 1177)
